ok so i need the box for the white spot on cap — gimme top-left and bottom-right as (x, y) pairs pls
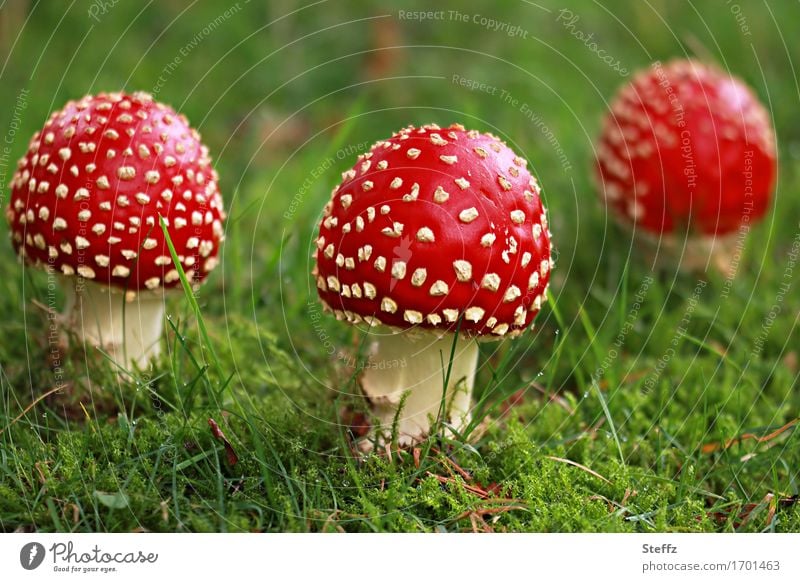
(143, 238), (158, 250)
(510, 210), (525, 224)
(416, 227), (435, 242)
(480, 233), (496, 247)
(358, 245), (373, 261)
(411, 268), (427, 287)
(381, 297), (398, 314)
(427, 313), (442, 325)
(381, 222), (403, 238)
(443, 309), (459, 322)
(95, 255), (110, 267)
(404, 310), (423, 324)
(77, 266), (96, 279)
(361, 180), (374, 191)
(391, 260), (407, 279)
(55, 184), (69, 198)
(145, 170), (160, 184)
(145, 277), (161, 290)
(402, 182), (419, 202)
(528, 271), (539, 290)
(117, 166), (136, 180)
(406, 148), (421, 159)
(481, 273), (501, 291)
(454, 177), (470, 190)
(96, 176), (110, 189)
(439, 155), (457, 165)
(492, 323), (509, 336)
(430, 133), (448, 146)
(464, 307), (485, 322)
(75, 236), (90, 250)
(53, 217), (67, 230)
(390, 177), (403, 189)
(459, 207), (479, 223)
(503, 285), (522, 303)
(326, 276), (341, 292)
(433, 186), (449, 203)
(363, 282), (377, 299)
(340, 194), (352, 208)
(429, 280), (449, 296)
(453, 260), (472, 282)
(374, 256), (387, 272)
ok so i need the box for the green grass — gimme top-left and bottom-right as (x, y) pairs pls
(1, 0), (799, 532)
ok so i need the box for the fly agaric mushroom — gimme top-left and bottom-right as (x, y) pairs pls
(5, 91), (225, 368)
(313, 124), (552, 446)
(595, 59), (776, 272)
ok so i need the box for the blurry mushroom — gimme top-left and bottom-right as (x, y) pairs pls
(5, 91), (226, 369)
(313, 123), (553, 447)
(595, 59), (776, 273)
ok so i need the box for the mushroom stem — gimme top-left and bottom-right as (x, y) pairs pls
(63, 278), (164, 369)
(358, 330), (478, 447)
(632, 228), (741, 276)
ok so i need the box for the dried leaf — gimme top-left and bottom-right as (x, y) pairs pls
(208, 417), (238, 466)
(701, 418), (799, 454)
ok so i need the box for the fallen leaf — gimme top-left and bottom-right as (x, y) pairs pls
(701, 418), (799, 454)
(208, 418), (238, 466)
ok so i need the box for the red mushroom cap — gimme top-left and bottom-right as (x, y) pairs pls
(313, 124), (552, 338)
(595, 59), (776, 236)
(5, 91), (226, 291)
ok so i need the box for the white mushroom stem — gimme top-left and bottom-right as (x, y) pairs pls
(62, 278), (164, 370)
(358, 330), (478, 448)
(630, 226), (741, 276)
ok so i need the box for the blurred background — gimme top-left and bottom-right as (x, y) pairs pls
(2, 0), (795, 366)
(1, 0), (799, 532)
